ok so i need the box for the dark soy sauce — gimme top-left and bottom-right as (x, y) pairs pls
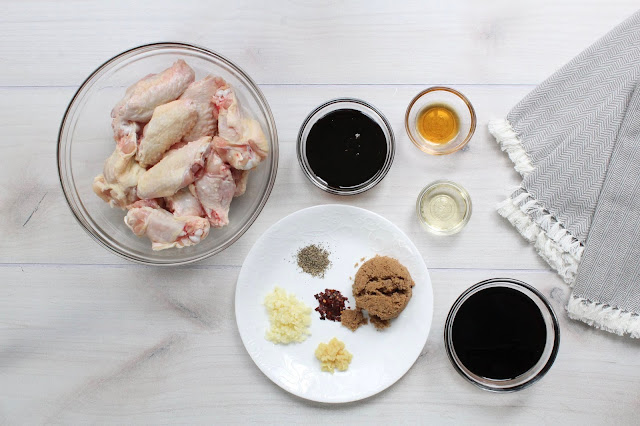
(451, 287), (547, 380)
(306, 109), (387, 189)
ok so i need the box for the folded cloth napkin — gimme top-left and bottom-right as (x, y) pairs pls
(489, 11), (640, 338)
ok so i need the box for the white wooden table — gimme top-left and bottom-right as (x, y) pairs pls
(3, 1), (640, 423)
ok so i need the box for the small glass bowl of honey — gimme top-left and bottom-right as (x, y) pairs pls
(405, 87), (476, 155)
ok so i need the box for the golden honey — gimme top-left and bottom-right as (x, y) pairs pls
(417, 105), (459, 144)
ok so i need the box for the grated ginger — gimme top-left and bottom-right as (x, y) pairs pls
(264, 286), (312, 344)
(315, 337), (353, 373)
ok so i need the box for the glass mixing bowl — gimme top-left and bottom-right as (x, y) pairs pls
(57, 43), (278, 265)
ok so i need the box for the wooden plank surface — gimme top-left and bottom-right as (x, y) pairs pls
(2, 267), (639, 423)
(2, 85), (546, 269)
(3, 1), (638, 86)
(1, 1), (639, 423)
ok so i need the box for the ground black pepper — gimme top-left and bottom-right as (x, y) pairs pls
(296, 244), (331, 278)
(314, 289), (348, 321)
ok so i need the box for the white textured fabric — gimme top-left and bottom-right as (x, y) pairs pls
(487, 120), (534, 175)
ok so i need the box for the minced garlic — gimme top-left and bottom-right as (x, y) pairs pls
(264, 286), (312, 344)
(315, 337), (353, 373)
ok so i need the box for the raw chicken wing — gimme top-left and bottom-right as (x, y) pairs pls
(136, 136), (212, 199)
(192, 150), (236, 227)
(112, 120), (140, 158)
(111, 60), (195, 157)
(231, 168), (250, 197)
(127, 198), (162, 210)
(136, 99), (198, 167)
(93, 60), (270, 250)
(111, 60), (195, 123)
(125, 206), (210, 251)
(212, 83), (268, 169)
(166, 187), (205, 217)
(179, 76), (224, 142)
(212, 135), (265, 171)
(92, 149), (145, 208)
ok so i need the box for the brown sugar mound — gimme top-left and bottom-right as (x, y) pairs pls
(341, 308), (368, 331)
(353, 256), (414, 329)
(369, 315), (391, 330)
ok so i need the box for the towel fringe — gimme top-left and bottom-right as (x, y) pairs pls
(497, 193), (583, 285)
(567, 296), (640, 338)
(488, 119), (535, 176)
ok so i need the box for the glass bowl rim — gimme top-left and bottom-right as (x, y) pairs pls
(443, 278), (561, 392)
(57, 42), (279, 265)
(296, 97), (395, 196)
(404, 86), (477, 155)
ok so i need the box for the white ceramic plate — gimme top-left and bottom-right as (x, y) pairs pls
(235, 204), (433, 403)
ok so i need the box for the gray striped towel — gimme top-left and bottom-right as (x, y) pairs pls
(489, 11), (640, 338)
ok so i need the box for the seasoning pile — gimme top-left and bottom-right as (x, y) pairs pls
(314, 289), (348, 321)
(263, 242), (416, 374)
(315, 338), (353, 374)
(297, 244), (331, 278)
(264, 286), (311, 344)
(348, 256), (415, 330)
(340, 308), (368, 331)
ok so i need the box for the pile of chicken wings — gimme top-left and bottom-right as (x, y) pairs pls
(93, 60), (269, 250)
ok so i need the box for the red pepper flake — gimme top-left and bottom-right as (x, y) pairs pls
(314, 289), (348, 321)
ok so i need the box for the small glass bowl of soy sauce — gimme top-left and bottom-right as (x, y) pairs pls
(444, 278), (560, 392)
(297, 98), (395, 195)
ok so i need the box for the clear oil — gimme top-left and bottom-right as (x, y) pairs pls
(419, 183), (469, 234)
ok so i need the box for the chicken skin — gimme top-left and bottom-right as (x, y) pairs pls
(94, 62), (268, 250)
(137, 136), (212, 199)
(111, 60), (195, 123)
(111, 60), (195, 157)
(165, 187), (205, 217)
(112, 120), (141, 158)
(192, 150), (236, 227)
(231, 168), (250, 197)
(125, 206), (210, 251)
(212, 82), (268, 169)
(136, 99), (198, 168)
(92, 149), (145, 208)
(179, 75), (225, 142)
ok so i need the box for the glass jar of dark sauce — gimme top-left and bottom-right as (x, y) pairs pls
(444, 278), (560, 392)
(297, 99), (394, 195)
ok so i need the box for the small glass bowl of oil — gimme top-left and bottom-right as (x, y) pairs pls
(405, 87), (476, 155)
(417, 180), (472, 235)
